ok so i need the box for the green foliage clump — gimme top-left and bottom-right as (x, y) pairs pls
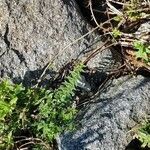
(137, 121), (150, 148)
(133, 41), (150, 63)
(112, 0), (144, 24)
(121, 0), (148, 22)
(0, 62), (85, 149)
(0, 81), (25, 149)
(34, 62), (85, 141)
(112, 28), (122, 38)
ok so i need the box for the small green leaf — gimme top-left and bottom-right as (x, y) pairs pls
(112, 28), (122, 38)
(133, 41), (150, 63)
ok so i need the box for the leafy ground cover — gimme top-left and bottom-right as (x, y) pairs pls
(0, 62), (84, 149)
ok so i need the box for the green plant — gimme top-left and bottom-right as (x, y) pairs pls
(0, 80), (25, 149)
(112, 0), (149, 26)
(0, 62), (85, 149)
(137, 121), (150, 148)
(133, 40), (150, 63)
(112, 28), (122, 38)
(125, 0), (142, 21)
(33, 62), (85, 141)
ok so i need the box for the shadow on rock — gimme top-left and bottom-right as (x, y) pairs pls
(58, 75), (150, 150)
(13, 67), (56, 88)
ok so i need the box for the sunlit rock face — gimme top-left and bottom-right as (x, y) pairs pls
(0, 0), (108, 85)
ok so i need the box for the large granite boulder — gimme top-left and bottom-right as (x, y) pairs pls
(0, 0), (114, 85)
(58, 75), (150, 150)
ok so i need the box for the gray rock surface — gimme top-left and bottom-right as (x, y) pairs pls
(0, 0), (115, 85)
(0, 1), (149, 150)
(58, 75), (150, 150)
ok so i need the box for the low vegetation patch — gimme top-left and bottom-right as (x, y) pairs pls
(0, 62), (85, 149)
(130, 120), (150, 148)
(137, 121), (150, 148)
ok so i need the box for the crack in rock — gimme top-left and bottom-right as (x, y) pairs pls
(4, 24), (10, 48)
(11, 48), (28, 67)
(0, 51), (7, 58)
(5, 0), (11, 15)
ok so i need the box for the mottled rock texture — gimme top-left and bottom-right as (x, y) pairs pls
(0, 1), (149, 150)
(58, 75), (150, 150)
(0, 0), (113, 85)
